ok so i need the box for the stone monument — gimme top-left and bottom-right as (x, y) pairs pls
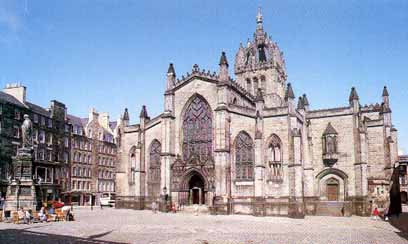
(3, 114), (41, 214)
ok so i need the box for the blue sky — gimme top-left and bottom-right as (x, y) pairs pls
(1, 0), (407, 154)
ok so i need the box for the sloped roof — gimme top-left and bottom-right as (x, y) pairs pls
(67, 114), (84, 126)
(26, 101), (50, 116)
(0, 91), (26, 107)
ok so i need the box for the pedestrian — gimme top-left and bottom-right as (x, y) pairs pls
(372, 207), (380, 220)
(194, 204), (199, 216)
(152, 201), (157, 214)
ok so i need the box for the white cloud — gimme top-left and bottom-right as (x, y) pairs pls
(399, 147), (405, 156)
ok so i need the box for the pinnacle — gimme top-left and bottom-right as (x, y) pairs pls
(382, 86), (389, 97)
(167, 63), (176, 75)
(349, 87), (359, 101)
(219, 51), (229, 67)
(285, 83), (295, 100)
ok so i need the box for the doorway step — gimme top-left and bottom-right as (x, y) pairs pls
(315, 201), (347, 216)
(179, 204), (209, 214)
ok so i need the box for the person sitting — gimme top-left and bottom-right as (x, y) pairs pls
(61, 205), (71, 221)
(17, 207), (26, 224)
(38, 207), (48, 222)
(25, 209), (33, 224)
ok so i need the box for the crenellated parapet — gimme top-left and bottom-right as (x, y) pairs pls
(174, 64), (219, 87)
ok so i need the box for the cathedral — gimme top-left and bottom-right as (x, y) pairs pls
(115, 9), (399, 217)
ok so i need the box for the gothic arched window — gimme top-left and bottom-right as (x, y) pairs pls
(258, 44), (267, 62)
(182, 96), (213, 162)
(253, 77), (259, 92)
(268, 134), (283, 182)
(148, 140), (161, 196)
(260, 76), (266, 91)
(235, 131), (254, 181)
(246, 79), (252, 94)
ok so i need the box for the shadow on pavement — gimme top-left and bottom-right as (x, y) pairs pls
(0, 228), (129, 244)
(388, 212), (408, 241)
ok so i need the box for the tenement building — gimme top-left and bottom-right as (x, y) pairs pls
(399, 155), (408, 204)
(66, 109), (117, 205)
(0, 84), (71, 202)
(115, 10), (399, 217)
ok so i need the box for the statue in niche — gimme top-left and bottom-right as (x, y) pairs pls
(21, 114), (33, 149)
(326, 136), (336, 154)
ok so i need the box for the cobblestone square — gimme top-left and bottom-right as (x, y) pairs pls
(0, 207), (407, 244)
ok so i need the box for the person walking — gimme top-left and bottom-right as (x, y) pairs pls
(372, 207), (380, 220)
(152, 201), (157, 214)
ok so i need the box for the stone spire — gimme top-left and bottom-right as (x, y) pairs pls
(219, 51), (229, 83)
(139, 105), (149, 119)
(166, 63), (176, 90)
(285, 83), (295, 101)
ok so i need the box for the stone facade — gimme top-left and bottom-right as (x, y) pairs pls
(0, 84), (70, 203)
(399, 155), (408, 203)
(115, 9), (399, 217)
(67, 109), (118, 205)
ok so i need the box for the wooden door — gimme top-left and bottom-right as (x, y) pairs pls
(327, 184), (339, 201)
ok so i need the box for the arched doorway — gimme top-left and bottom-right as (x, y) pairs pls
(326, 178), (339, 201)
(188, 173), (205, 205)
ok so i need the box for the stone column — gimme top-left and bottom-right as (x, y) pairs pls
(134, 143), (142, 196)
(288, 127), (305, 218)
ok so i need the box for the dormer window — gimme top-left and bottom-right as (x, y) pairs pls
(322, 122), (338, 166)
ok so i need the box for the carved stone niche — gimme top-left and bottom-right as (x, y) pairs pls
(322, 122), (338, 167)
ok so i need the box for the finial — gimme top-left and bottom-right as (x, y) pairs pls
(256, 7), (263, 24)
